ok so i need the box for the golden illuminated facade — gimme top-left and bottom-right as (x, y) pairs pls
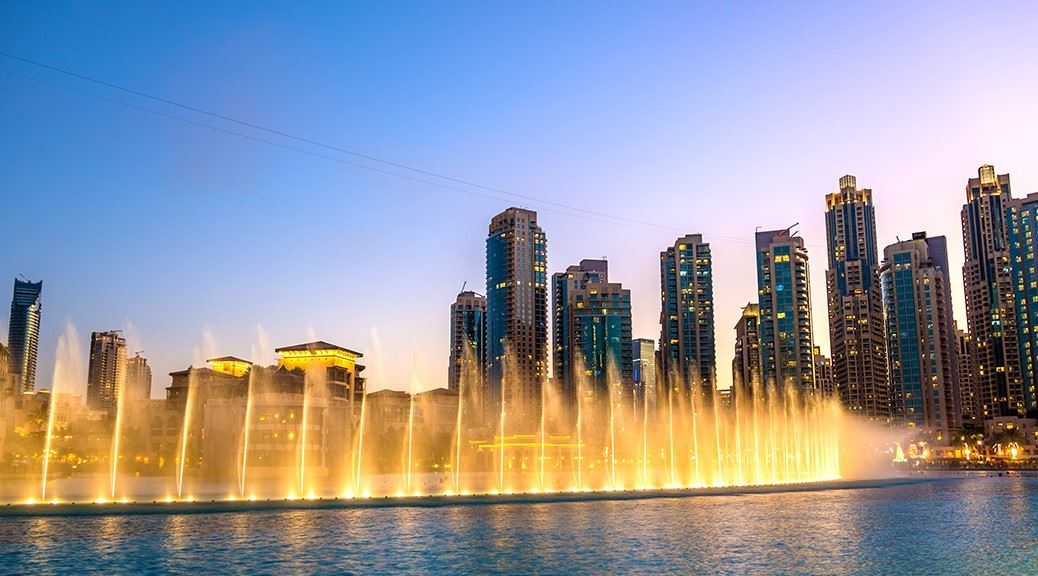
(208, 356), (252, 378)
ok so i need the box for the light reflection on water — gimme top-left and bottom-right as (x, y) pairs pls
(1, 476), (1037, 575)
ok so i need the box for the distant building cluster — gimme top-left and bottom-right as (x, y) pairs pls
(445, 166), (1038, 445)
(2, 164), (1037, 453)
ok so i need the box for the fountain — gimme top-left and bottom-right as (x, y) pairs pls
(5, 343), (846, 508)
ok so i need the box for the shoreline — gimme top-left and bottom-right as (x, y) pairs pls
(0, 477), (931, 518)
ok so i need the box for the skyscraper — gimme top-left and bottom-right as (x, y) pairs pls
(448, 290), (486, 393)
(659, 234), (715, 397)
(553, 259), (632, 405)
(911, 232), (961, 426)
(955, 323), (980, 427)
(1007, 192), (1038, 414)
(486, 207), (547, 421)
(632, 338), (657, 413)
(880, 236), (959, 439)
(814, 346), (835, 397)
(824, 175), (888, 421)
(126, 352), (153, 401)
(87, 330), (127, 410)
(732, 302), (760, 393)
(7, 278), (42, 393)
(756, 228), (816, 392)
(960, 165), (1023, 419)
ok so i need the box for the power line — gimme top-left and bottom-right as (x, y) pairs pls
(2, 67), (679, 233)
(0, 51), (781, 245)
(0, 50), (703, 235)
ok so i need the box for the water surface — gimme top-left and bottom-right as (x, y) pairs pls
(1, 475), (1035, 574)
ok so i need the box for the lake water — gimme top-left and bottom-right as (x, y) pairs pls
(1, 474), (1036, 574)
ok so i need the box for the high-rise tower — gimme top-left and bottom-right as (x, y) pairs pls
(632, 338), (658, 413)
(7, 278), (42, 393)
(880, 236), (959, 440)
(553, 259), (633, 406)
(659, 234), (715, 397)
(960, 165), (1023, 418)
(126, 352), (153, 401)
(448, 290), (486, 393)
(486, 207), (548, 421)
(756, 228), (816, 392)
(732, 303), (760, 394)
(87, 330), (127, 411)
(1007, 192), (1038, 414)
(824, 175), (888, 421)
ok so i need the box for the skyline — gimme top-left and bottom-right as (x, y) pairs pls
(3, 3), (1038, 397)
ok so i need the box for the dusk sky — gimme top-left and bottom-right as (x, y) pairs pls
(2, 2), (1037, 397)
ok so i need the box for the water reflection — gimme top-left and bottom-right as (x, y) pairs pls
(1, 476), (1037, 574)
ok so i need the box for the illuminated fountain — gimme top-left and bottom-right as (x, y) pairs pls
(5, 341), (844, 508)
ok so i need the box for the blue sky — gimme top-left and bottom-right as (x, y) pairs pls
(2, 2), (1037, 395)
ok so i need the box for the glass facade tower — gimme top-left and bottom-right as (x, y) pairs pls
(486, 207), (547, 422)
(7, 278), (42, 393)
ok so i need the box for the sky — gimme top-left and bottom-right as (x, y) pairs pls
(1, 2), (1037, 398)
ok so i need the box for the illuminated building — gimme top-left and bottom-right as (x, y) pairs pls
(163, 341), (366, 475)
(880, 235), (959, 440)
(732, 303), (760, 395)
(1007, 192), (1038, 414)
(126, 352), (153, 401)
(632, 338), (658, 413)
(756, 227), (816, 392)
(448, 290), (486, 393)
(7, 278), (42, 393)
(659, 234), (715, 397)
(814, 346), (835, 397)
(87, 330), (127, 411)
(207, 356), (251, 378)
(956, 323), (980, 426)
(824, 175), (889, 421)
(960, 165), (1023, 418)
(0, 343), (12, 397)
(553, 259), (633, 407)
(486, 207), (548, 422)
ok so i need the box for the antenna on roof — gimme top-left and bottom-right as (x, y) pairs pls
(17, 273), (32, 282)
(460, 280), (467, 294)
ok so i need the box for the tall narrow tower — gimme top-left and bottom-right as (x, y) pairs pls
(1007, 192), (1038, 414)
(448, 290), (486, 393)
(659, 234), (716, 397)
(756, 228), (816, 392)
(486, 207), (548, 422)
(7, 278), (42, 393)
(960, 165), (1022, 419)
(87, 330), (127, 411)
(732, 303), (760, 394)
(553, 259), (633, 407)
(824, 175), (888, 421)
(880, 235), (959, 440)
